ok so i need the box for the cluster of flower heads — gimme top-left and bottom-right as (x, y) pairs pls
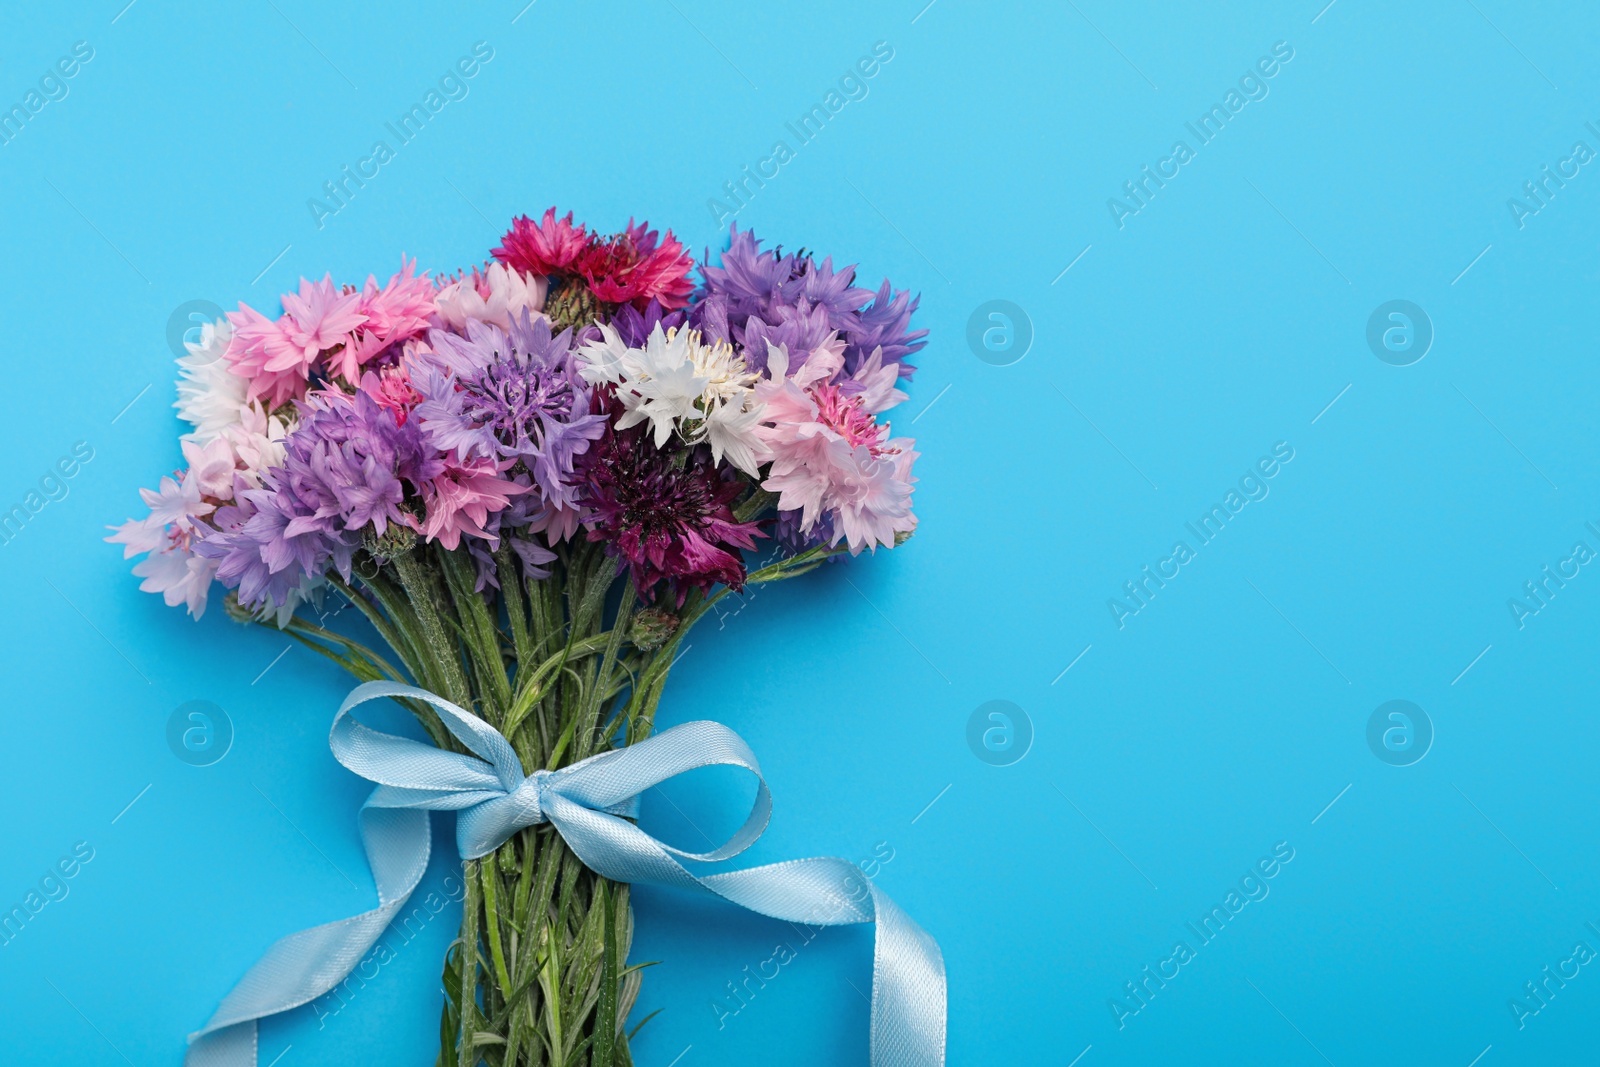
(111, 212), (925, 620)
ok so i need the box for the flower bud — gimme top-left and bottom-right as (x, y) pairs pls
(545, 279), (603, 331)
(223, 590), (254, 624)
(362, 522), (417, 562)
(631, 607), (679, 651)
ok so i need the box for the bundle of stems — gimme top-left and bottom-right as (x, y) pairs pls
(263, 512), (832, 1067)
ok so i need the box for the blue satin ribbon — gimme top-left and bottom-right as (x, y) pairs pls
(186, 680), (945, 1066)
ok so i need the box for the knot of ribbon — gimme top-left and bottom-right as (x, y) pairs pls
(185, 680), (946, 1067)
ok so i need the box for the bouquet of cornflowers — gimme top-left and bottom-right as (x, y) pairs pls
(111, 208), (925, 1064)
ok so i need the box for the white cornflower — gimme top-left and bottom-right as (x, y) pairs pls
(175, 318), (249, 445)
(578, 323), (769, 475)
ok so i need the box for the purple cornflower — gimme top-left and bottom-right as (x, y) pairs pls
(458, 477), (559, 592)
(773, 507), (833, 557)
(607, 299), (688, 348)
(693, 226), (925, 380)
(416, 312), (606, 509)
(200, 483), (341, 610)
(199, 390), (440, 608)
(740, 301), (834, 376)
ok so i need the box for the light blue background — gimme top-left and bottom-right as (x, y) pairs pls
(2, 1), (1598, 1064)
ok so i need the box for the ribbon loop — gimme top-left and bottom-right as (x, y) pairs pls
(185, 681), (946, 1067)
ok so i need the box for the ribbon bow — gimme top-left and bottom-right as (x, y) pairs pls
(186, 680), (946, 1066)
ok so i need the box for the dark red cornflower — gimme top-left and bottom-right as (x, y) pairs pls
(493, 208), (590, 277)
(581, 402), (761, 603)
(574, 219), (695, 310)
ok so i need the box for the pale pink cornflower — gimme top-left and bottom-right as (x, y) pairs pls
(106, 469), (218, 617)
(419, 456), (529, 550)
(755, 343), (917, 553)
(434, 262), (548, 334)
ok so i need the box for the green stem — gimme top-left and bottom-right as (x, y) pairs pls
(574, 579), (635, 763)
(281, 615), (408, 683)
(326, 569), (421, 679)
(596, 882), (618, 1067)
(459, 859), (482, 1067)
(394, 545), (473, 710)
(498, 544), (536, 671)
(439, 544), (514, 723)
(503, 633), (614, 748)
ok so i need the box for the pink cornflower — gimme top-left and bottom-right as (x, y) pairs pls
(279, 275), (366, 371)
(360, 365), (423, 424)
(224, 304), (308, 407)
(755, 344), (917, 553)
(319, 261), (436, 383)
(419, 455), (529, 550)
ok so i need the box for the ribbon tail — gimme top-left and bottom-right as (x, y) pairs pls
(183, 1018), (256, 1067)
(185, 807), (432, 1067)
(554, 800), (948, 1067)
(700, 861), (946, 1067)
(867, 885), (947, 1067)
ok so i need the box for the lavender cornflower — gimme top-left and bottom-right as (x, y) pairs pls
(416, 312), (606, 509)
(201, 390), (439, 608)
(694, 225), (925, 380)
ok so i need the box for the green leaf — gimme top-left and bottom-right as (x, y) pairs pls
(504, 633), (613, 746)
(626, 1008), (663, 1041)
(481, 859), (517, 1001)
